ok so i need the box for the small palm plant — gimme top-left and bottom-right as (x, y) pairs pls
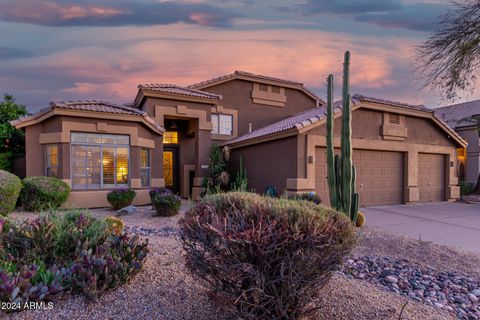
(202, 145), (230, 195)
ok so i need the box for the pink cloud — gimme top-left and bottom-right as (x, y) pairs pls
(0, 1), (127, 24)
(3, 24), (444, 109)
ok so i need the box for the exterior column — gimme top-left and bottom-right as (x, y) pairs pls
(192, 127), (211, 200)
(446, 152), (460, 201)
(405, 149), (419, 203)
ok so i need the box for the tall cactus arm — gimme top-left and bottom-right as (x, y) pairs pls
(351, 193), (359, 224)
(334, 154), (342, 211)
(326, 74), (337, 209)
(341, 51), (353, 215)
(350, 165), (359, 222)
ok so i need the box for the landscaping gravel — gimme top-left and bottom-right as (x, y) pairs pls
(340, 256), (480, 319)
(6, 204), (478, 319)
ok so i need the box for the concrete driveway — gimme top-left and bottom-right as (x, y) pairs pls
(362, 202), (480, 253)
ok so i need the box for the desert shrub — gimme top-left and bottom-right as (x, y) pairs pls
(105, 216), (125, 235)
(265, 185), (278, 198)
(179, 192), (356, 320)
(148, 187), (170, 201)
(0, 210), (148, 308)
(20, 176), (70, 212)
(460, 181), (475, 196)
(106, 188), (136, 210)
(0, 170), (22, 216)
(287, 191), (322, 205)
(151, 188), (181, 216)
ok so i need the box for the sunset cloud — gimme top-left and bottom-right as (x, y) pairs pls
(0, 0), (237, 27)
(0, 0), (478, 112)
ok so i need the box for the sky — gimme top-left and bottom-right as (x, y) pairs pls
(1, 0), (478, 113)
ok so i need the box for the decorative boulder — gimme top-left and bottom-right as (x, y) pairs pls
(116, 205), (137, 216)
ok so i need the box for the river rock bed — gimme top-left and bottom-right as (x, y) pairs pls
(340, 256), (480, 319)
(124, 225), (179, 237)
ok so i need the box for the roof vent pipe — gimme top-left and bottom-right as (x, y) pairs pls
(249, 123), (252, 133)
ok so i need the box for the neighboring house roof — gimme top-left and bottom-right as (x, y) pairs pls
(134, 83), (221, 106)
(11, 100), (164, 134)
(189, 70), (324, 105)
(227, 94), (466, 148)
(434, 99), (480, 129)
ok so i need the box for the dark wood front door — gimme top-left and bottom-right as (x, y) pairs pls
(163, 147), (180, 194)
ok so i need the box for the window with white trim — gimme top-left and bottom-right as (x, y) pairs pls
(211, 114), (233, 135)
(45, 145), (59, 178)
(140, 149), (150, 187)
(71, 133), (129, 189)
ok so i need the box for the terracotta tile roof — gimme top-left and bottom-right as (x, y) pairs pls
(50, 100), (145, 116)
(227, 94), (462, 146)
(352, 94), (429, 112)
(138, 83), (221, 100)
(189, 70), (324, 104)
(435, 99), (480, 128)
(226, 107), (329, 145)
(12, 100), (164, 134)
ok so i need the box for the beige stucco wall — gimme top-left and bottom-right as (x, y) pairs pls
(230, 136), (298, 195)
(198, 79), (318, 136)
(457, 127), (480, 183)
(23, 114), (164, 208)
(291, 107), (461, 202)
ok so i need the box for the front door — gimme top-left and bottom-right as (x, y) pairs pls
(163, 147), (179, 194)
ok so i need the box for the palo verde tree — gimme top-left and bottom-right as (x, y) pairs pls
(415, 0), (480, 101)
(416, 1), (480, 193)
(0, 94), (27, 171)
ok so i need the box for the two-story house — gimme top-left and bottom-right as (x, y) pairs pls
(12, 71), (466, 208)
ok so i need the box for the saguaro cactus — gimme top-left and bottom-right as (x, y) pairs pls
(326, 51), (360, 224)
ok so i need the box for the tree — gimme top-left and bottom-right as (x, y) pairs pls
(416, 1), (480, 194)
(415, 0), (480, 101)
(0, 94), (27, 171)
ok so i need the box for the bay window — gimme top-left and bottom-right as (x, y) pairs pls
(71, 133), (129, 189)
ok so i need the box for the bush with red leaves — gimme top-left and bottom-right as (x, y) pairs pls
(179, 192), (356, 320)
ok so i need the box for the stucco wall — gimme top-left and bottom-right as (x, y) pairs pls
(307, 108), (456, 147)
(200, 79), (318, 136)
(23, 114), (164, 203)
(295, 106), (460, 203)
(230, 136), (297, 195)
(457, 127), (480, 183)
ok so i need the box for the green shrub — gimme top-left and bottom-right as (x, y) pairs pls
(460, 181), (476, 196)
(106, 187), (136, 210)
(180, 192), (356, 320)
(0, 170), (21, 216)
(0, 210), (149, 306)
(151, 188), (181, 216)
(287, 191), (322, 205)
(20, 176), (70, 212)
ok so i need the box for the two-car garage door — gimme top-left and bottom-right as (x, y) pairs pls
(315, 148), (446, 207)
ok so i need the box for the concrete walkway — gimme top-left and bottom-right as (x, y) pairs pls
(362, 202), (480, 253)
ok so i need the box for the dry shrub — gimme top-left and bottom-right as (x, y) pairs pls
(179, 192), (356, 320)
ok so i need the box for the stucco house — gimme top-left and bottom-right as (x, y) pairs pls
(12, 71), (466, 208)
(435, 99), (480, 184)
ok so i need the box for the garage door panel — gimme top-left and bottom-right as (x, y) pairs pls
(316, 148), (404, 207)
(418, 153), (445, 202)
